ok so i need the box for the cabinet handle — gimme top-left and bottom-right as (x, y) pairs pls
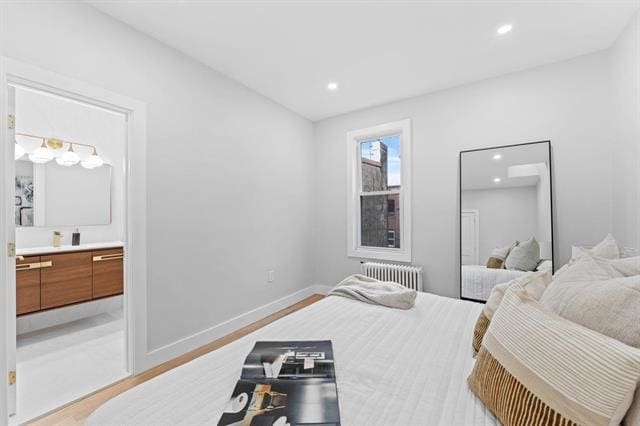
(93, 254), (124, 262)
(16, 261), (52, 271)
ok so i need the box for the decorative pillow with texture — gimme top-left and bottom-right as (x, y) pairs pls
(544, 253), (624, 288)
(572, 233), (620, 260)
(624, 388), (640, 426)
(541, 275), (640, 348)
(607, 256), (640, 277)
(468, 284), (640, 426)
(486, 242), (517, 269)
(471, 270), (551, 353)
(505, 237), (540, 271)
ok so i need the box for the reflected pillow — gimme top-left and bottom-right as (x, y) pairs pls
(505, 237), (540, 271)
(486, 242), (517, 269)
(471, 270), (551, 354)
(535, 259), (553, 272)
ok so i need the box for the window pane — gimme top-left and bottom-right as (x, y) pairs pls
(360, 194), (401, 248)
(360, 135), (401, 192)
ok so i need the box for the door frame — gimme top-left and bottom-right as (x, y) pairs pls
(0, 57), (148, 422)
(460, 209), (479, 265)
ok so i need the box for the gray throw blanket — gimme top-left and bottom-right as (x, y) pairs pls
(328, 274), (417, 309)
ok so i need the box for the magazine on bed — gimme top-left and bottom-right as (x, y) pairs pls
(218, 340), (341, 426)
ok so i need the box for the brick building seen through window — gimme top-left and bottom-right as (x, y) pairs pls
(360, 136), (401, 249)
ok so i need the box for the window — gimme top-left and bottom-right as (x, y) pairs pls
(387, 199), (396, 215)
(347, 119), (411, 262)
(387, 230), (396, 248)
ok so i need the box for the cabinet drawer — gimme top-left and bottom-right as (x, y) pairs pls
(41, 251), (93, 309)
(16, 256), (41, 315)
(92, 248), (124, 299)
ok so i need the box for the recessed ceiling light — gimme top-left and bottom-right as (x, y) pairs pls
(493, 154), (502, 160)
(327, 81), (339, 91)
(497, 24), (513, 35)
(493, 177), (502, 183)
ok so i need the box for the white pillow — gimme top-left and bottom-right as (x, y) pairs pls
(546, 253), (624, 286)
(571, 233), (620, 260)
(535, 259), (553, 272)
(598, 255), (640, 277)
(483, 270), (551, 320)
(541, 275), (640, 348)
(505, 237), (540, 271)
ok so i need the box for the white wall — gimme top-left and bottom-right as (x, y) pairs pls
(314, 51), (615, 298)
(0, 2), (315, 354)
(610, 10), (640, 250)
(14, 87), (126, 248)
(462, 186), (538, 265)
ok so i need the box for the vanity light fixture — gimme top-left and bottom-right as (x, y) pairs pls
(28, 140), (54, 164)
(56, 143), (80, 166)
(80, 146), (104, 169)
(327, 81), (339, 91)
(16, 132), (104, 169)
(14, 140), (25, 160)
(492, 153), (502, 160)
(493, 177), (501, 183)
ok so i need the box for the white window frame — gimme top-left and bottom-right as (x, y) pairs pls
(347, 119), (412, 262)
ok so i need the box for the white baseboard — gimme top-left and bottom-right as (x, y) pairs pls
(143, 285), (325, 369)
(311, 284), (332, 295)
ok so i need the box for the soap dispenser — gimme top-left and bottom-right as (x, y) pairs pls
(72, 228), (81, 246)
(53, 231), (62, 248)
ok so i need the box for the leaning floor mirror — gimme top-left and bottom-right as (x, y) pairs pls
(459, 141), (553, 302)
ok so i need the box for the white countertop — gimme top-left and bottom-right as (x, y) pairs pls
(16, 241), (124, 256)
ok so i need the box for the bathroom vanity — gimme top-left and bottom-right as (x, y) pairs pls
(16, 242), (124, 315)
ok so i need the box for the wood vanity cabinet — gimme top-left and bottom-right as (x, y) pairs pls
(16, 256), (42, 315)
(15, 246), (124, 315)
(92, 248), (124, 299)
(41, 251), (93, 310)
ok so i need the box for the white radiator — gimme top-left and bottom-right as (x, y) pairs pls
(360, 262), (423, 292)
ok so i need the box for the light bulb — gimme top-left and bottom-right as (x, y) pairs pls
(80, 147), (104, 169)
(14, 141), (25, 160)
(56, 144), (80, 166)
(28, 141), (53, 164)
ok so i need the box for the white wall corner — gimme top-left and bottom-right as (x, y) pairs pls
(142, 285), (324, 370)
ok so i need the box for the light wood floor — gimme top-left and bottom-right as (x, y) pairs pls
(26, 294), (325, 426)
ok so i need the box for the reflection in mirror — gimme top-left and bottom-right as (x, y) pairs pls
(15, 159), (112, 227)
(460, 141), (553, 302)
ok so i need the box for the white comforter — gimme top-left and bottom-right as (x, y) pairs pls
(88, 293), (498, 426)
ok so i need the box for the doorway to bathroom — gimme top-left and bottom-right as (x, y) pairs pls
(0, 58), (148, 425)
(10, 84), (128, 424)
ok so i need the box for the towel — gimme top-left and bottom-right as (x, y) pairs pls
(328, 274), (417, 309)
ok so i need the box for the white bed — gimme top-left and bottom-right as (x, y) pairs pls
(461, 265), (527, 301)
(88, 293), (498, 426)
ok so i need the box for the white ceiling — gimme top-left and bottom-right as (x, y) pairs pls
(461, 142), (550, 190)
(89, 1), (639, 121)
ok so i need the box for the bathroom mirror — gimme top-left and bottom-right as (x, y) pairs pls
(459, 141), (553, 302)
(15, 159), (112, 227)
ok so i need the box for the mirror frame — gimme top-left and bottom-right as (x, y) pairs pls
(459, 140), (554, 303)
